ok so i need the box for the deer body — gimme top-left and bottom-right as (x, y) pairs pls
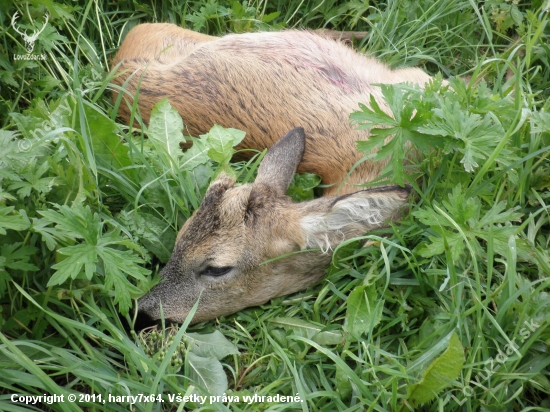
(112, 24), (432, 195)
(112, 24), (432, 324)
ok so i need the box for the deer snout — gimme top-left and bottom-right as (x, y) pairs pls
(134, 307), (160, 331)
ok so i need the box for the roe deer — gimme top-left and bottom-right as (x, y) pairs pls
(111, 24), (434, 324)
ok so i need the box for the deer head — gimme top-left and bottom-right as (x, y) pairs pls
(136, 127), (410, 325)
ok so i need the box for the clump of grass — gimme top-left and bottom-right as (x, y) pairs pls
(0, 0), (549, 411)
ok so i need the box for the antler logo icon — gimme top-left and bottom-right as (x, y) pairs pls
(11, 11), (49, 54)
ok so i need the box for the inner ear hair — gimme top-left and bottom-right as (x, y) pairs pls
(299, 185), (410, 252)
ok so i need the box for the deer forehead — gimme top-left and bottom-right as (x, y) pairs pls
(218, 184), (254, 223)
(188, 188), (306, 263)
(173, 185), (250, 255)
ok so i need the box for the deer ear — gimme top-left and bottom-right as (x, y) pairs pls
(255, 127), (306, 195)
(299, 186), (411, 251)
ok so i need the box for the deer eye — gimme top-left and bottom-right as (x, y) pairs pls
(201, 266), (233, 277)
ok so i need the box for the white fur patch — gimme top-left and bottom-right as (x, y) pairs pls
(299, 194), (401, 252)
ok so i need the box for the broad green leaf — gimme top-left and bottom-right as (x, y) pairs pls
(148, 98), (185, 163)
(39, 24), (69, 52)
(48, 243), (98, 286)
(406, 332), (465, 407)
(0, 130), (32, 174)
(262, 11), (281, 22)
(203, 124), (246, 165)
(335, 365), (352, 400)
(477, 201), (522, 227)
(99, 246), (149, 283)
(413, 185), (526, 261)
(269, 317), (343, 345)
(287, 173), (322, 201)
(315, 329), (344, 346)
(101, 258), (133, 315)
(31, 217), (71, 251)
(185, 3), (231, 32)
(345, 285), (383, 335)
(31, 76), (62, 95)
(417, 231), (465, 261)
(116, 210), (176, 263)
(0, 207), (30, 235)
(0, 125), (53, 191)
(187, 352), (228, 396)
(510, 5), (524, 25)
(352, 96), (396, 131)
(180, 138), (210, 171)
(0, 187), (16, 203)
(531, 111), (550, 133)
(270, 317), (320, 340)
(9, 97), (71, 143)
(231, 0), (246, 19)
(25, 0), (75, 20)
(99, 245), (149, 315)
(352, 84), (440, 185)
(9, 102), (52, 141)
(0, 243), (38, 273)
(418, 99), (506, 172)
(269, 328), (288, 347)
(8, 159), (57, 198)
(186, 330), (239, 360)
(39, 204), (100, 244)
(0, 70), (17, 87)
(40, 204), (149, 313)
(0, 243), (39, 297)
(75, 103), (135, 180)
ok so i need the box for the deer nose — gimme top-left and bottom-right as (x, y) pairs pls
(134, 309), (160, 331)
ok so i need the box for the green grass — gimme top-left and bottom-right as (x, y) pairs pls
(1, 0), (549, 411)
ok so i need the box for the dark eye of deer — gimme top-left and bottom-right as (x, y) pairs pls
(201, 266), (233, 277)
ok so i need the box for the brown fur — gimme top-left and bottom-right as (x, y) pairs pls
(111, 23), (432, 195)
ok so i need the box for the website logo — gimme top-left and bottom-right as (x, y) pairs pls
(11, 11), (48, 56)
